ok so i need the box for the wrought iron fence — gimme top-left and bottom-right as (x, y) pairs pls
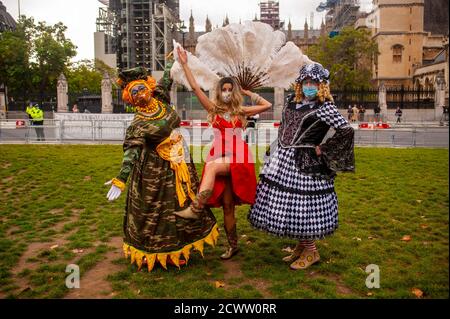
(285, 87), (436, 110)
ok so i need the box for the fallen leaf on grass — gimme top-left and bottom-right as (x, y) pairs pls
(367, 292), (373, 297)
(420, 224), (428, 229)
(416, 200), (422, 204)
(215, 281), (225, 289)
(401, 235), (412, 242)
(50, 245), (59, 250)
(352, 237), (362, 241)
(246, 241), (252, 245)
(411, 288), (423, 298)
(84, 176), (92, 181)
(282, 247), (293, 253)
(241, 235), (248, 239)
(72, 249), (84, 254)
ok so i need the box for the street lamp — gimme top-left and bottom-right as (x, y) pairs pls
(172, 20), (187, 47)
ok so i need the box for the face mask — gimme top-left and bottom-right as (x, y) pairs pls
(222, 92), (232, 103)
(302, 86), (318, 100)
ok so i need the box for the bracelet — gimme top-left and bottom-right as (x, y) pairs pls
(250, 93), (263, 104)
(112, 178), (126, 192)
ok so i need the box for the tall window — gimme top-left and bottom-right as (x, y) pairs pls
(392, 44), (404, 63)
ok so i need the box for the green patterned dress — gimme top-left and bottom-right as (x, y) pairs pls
(115, 69), (218, 271)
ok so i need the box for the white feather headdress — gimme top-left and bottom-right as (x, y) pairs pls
(171, 21), (313, 91)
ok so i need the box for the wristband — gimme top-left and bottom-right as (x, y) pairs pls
(112, 178), (126, 192)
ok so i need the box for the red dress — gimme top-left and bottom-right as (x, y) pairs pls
(201, 115), (257, 207)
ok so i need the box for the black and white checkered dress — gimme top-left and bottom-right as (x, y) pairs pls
(248, 99), (352, 240)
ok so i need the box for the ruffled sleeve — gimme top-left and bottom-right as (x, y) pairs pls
(153, 61), (174, 105)
(316, 101), (355, 173)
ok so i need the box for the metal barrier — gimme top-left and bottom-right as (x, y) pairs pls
(0, 119), (448, 148)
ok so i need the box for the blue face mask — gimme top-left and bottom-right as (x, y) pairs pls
(302, 86), (318, 100)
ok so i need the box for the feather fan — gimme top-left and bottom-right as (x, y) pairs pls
(171, 21), (313, 91)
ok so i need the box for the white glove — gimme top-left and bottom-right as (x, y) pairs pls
(105, 180), (122, 201)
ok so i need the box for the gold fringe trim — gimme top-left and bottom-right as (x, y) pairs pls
(123, 224), (220, 272)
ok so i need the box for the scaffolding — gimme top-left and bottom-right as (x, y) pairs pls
(317, 0), (361, 32)
(152, 3), (177, 71)
(95, 0), (179, 72)
(259, 0), (283, 30)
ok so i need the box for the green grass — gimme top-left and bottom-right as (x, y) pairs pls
(0, 145), (448, 299)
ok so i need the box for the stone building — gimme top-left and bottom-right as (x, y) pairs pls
(356, 0), (448, 92)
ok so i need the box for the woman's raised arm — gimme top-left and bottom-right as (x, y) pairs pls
(177, 47), (215, 112)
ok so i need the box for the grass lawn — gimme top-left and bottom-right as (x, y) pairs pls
(0, 145), (448, 299)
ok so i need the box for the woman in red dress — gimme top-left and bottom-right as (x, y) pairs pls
(175, 47), (272, 259)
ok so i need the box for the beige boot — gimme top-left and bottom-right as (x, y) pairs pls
(290, 250), (321, 270)
(174, 190), (212, 220)
(220, 247), (239, 260)
(220, 224), (239, 260)
(282, 243), (305, 263)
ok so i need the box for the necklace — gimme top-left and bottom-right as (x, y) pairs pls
(136, 100), (167, 121)
(136, 98), (161, 114)
(223, 112), (231, 121)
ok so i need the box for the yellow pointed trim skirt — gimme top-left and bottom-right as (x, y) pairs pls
(123, 224), (220, 272)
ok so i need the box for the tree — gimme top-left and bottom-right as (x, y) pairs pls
(306, 27), (379, 90)
(0, 22), (31, 98)
(66, 59), (117, 93)
(0, 16), (77, 100)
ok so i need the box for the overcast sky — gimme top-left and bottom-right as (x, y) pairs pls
(3, 0), (373, 61)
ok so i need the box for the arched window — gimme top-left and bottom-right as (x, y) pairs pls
(415, 79), (421, 90)
(392, 44), (404, 63)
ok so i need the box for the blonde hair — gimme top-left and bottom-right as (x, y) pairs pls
(208, 77), (247, 127)
(294, 82), (334, 104)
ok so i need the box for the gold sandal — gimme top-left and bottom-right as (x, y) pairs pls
(290, 250), (320, 270)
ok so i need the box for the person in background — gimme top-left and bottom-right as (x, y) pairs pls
(352, 104), (359, 123)
(358, 105), (366, 122)
(72, 104), (80, 113)
(181, 105), (187, 120)
(347, 105), (353, 121)
(374, 105), (381, 122)
(26, 101), (33, 121)
(395, 107), (403, 124)
(440, 105), (449, 126)
(26, 103), (46, 141)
